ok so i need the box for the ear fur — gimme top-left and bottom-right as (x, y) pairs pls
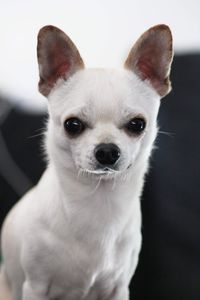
(125, 24), (173, 97)
(37, 25), (84, 96)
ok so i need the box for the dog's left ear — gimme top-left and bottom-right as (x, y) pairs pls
(125, 24), (173, 97)
(37, 25), (84, 96)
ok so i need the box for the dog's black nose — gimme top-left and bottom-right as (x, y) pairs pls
(95, 143), (120, 165)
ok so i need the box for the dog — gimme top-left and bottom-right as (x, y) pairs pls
(0, 24), (173, 300)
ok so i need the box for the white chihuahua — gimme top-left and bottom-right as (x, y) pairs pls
(0, 24), (173, 300)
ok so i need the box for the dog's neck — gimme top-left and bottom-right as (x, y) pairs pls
(39, 162), (143, 237)
(47, 154), (148, 210)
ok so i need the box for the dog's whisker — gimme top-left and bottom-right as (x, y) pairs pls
(121, 170), (128, 183)
(26, 126), (47, 139)
(77, 169), (82, 179)
(89, 176), (102, 195)
(111, 173), (118, 190)
(27, 132), (45, 139)
(158, 130), (175, 137)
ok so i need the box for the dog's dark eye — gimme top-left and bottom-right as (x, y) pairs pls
(125, 118), (146, 135)
(64, 118), (85, 136)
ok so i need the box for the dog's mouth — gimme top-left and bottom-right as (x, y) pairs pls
(85, 167), (118, 176)
(80, 164), (132, 178)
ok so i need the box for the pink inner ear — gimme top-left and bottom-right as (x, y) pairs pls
(47, 61), (71, 86)
(45, 41), (71, 84)
(136, 42), (162, 82)
(137, 58), (157, 81)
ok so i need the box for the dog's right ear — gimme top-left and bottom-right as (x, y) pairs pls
(37, 25), (84, 96)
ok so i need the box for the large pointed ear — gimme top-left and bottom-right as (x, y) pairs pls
(124, 24), (173, 97)
(37, 25), (84, 96)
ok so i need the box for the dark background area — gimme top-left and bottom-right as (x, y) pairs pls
(0, 54), (200, 299)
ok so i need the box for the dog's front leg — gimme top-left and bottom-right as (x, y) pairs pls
(22, 281), (49, 300)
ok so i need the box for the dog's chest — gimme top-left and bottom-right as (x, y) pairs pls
(41, 183), (142, 299)
(47, 223), (139, 300)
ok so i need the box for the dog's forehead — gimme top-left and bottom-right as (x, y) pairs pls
(74, 69), (134, 117)
(68, 68), (142, 104)
(50, 68), (160, 121)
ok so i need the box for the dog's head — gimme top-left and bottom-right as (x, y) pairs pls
(37, 25), (173, 179)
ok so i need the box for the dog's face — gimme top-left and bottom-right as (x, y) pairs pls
(37, 25), (173, 179)
(47, 69), (160, 177)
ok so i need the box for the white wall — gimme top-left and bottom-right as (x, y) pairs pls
(0, 0), (200, 111)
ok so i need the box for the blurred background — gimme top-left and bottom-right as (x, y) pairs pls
(0, 1), (200, 299)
